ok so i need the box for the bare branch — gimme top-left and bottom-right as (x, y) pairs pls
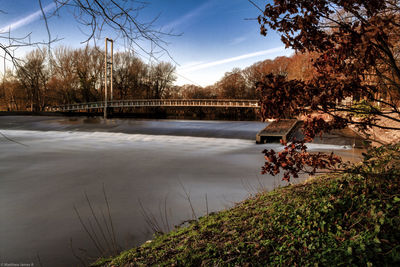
(52, 0), (179, 61)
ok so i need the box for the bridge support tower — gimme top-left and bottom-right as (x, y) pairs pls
(104, 38), (114, 119)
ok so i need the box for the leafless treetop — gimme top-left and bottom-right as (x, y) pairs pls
(0, 0), (177, 72)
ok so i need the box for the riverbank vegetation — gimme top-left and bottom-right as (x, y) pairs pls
(93, 144), (400, 266)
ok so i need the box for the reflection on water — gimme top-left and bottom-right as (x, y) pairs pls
(0, 116), (363, 266)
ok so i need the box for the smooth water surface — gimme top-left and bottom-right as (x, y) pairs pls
(0, 116), (360, 266)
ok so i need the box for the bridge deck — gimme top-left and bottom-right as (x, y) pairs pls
(49, 99), (260, 112)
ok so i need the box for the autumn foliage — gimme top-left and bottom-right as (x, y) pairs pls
(261, 140), (342, 181)
(256, 0), (400, 181)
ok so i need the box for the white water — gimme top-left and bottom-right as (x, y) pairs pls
(0, 129), (352, 152)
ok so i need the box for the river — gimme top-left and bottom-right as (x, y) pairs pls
(0, 116), (362, 266)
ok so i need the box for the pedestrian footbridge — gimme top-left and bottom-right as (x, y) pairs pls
(49, 99), (260, 112)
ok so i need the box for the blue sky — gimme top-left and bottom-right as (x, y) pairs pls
(0, 0), (292, 86)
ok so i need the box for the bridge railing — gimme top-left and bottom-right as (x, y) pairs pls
(49, 99), (260, 111)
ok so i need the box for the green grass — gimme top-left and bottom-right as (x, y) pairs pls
(93, 144), (400, 266)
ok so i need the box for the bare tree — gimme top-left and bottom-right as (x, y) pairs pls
(147, 62), (176, 99)
(72, 46), (104, 102)
(179, 84), (217, 99)
(1, 0), (176, 72)
(217, 68), (248, 99)
(49, 46), (80, 104)
(0, 70), (24, 110)
(16, 49), (49, 111)
(113, 52), (148, 99)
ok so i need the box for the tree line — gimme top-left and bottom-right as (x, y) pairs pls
(0, 46), (176, 111)
(179, 52), (314, 100)
(0, 45), (316, 112)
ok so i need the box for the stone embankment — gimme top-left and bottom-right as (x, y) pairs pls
(298, 112), (400, 147)
(349, 114), (400, 146)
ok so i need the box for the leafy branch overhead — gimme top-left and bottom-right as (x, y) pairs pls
(255, 0), (400, 181)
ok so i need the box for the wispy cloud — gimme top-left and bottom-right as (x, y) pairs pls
(230, 35), (247, 46)
(179, 60), (206, 69)
(163, 0), (215, 30)
(0, 2), (56, 33)
(179, 46), (290, 72)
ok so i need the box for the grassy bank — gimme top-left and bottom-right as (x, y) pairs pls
(94, 144), (400, 266)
